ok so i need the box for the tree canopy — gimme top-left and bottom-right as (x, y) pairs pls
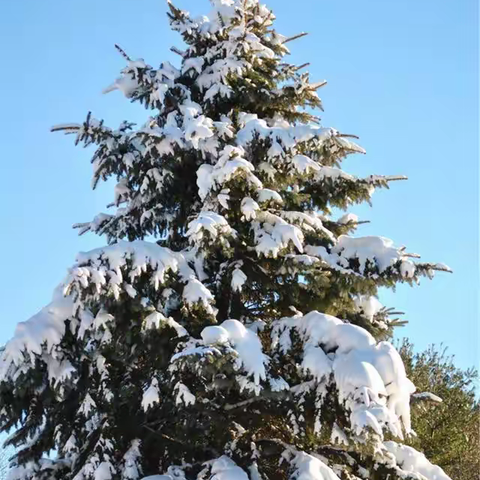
(400, 340), (479, 480)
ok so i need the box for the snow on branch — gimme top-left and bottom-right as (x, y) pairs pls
(0, 290), (74, 382)
(64, 240), (193, 299)
(384, 442), (451, 480)
(0, 241), (214, 386)
(302, 234), (451, 281)
(411, 392), (443, 404)
(271, 310), (416, 439)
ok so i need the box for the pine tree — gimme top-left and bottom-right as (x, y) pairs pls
(0, 2), (454, 480)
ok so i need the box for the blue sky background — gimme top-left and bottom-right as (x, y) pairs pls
(0, 0), (478, 371)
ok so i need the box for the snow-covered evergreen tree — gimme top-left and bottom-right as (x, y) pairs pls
(0, 1), (453, 479)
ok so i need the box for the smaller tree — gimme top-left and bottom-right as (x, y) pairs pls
(399, 340), (480, 480)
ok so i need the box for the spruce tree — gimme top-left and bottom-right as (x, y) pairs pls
(0, 1), (453, 479)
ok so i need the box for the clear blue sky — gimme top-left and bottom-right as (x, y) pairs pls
(0, 0), (478, 370)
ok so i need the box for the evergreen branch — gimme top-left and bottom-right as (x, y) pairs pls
(337, 133), (360, 139)
(72, 221), (93, 235)
(225, 383), (313, 411)
(50, 123), (81, 134)
(428, 263), (453, 273)
(411, 392), (443, 405)
(294, 63), (310, 71)
(308, 80), (328, 90)
(283, 32), (309, 44)
(142, 424), (220, 457)
(114, 43), (132, 62)
(170, 46), (186, 57)
(142, 425), (185, 446)
(224, 396), (268, 411)
(223, 392), (287, 411)
(167, 0), (184, 20)
(217, 11), (226, 28)
(384, 175), (408, 182)
(257, 438), (348, 458)
(256, 437), (292, 452)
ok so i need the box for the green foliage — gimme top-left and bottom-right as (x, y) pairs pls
(399, 340), (480, 480)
